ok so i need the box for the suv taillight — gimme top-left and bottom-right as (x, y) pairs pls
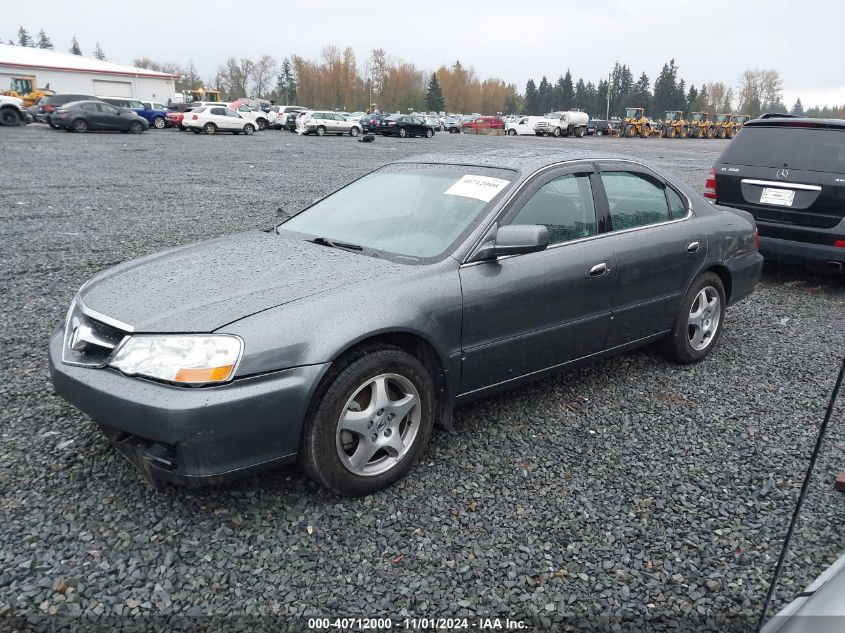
(43, 104), (54, 112)
(754, 228), (760, 251)
(704, 168), (717, 200)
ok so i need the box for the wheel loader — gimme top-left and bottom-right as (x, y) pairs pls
(2, 76), (54, 108)
(621, 107), (659, 138)
(688, 111), (715, 138)
(730, 114), (750, 137)
(660, 110), (688, 138)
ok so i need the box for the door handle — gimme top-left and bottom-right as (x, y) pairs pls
(587, 262), (609, 278)
(687, 241), (700, 253)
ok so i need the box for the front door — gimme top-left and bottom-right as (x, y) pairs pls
(459, 166), (616, 394)
(594, 162), (708, 347)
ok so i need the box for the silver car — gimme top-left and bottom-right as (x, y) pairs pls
(302, 111), (362, 137)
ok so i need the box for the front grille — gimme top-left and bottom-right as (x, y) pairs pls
(61, 300), (130, 368)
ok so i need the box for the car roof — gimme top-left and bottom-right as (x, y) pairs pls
(394, 148), (642, 172)
(744, 116), (845, 130)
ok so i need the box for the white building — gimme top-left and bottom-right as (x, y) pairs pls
(0, 44), (177, 102)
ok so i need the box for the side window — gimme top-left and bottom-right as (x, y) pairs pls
(238, 105), (250, 112)
(211, 107), (225, 116)
(509, 173), (597, 244)
(101, 104), (119, 114)
(666, 187), (687, 219)
(81, 103), (98, 112)
(227, 109), (240, 117)
(602, 171), (671, 231)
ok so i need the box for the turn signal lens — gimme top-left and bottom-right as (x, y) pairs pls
(174, 366), (235, 383)
(704, 168), (717, 200)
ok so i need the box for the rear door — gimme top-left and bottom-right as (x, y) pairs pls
(459, 164), (616, 393)
(714, 125), (845, 231)
(594, 161), (707, 347)
(96, 103), (124, 130)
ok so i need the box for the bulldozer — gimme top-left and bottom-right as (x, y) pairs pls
(688, 111), (715, 138)
(621, 107), (660, 138)
(712, 113), (733, 139)
(2, 76), (54, 108)
(660, 110), (688, 138)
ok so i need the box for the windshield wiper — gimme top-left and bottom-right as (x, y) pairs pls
(310, 236), (363, 251)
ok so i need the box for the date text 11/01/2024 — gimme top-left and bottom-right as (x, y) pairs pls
(306, 617), (527, 630)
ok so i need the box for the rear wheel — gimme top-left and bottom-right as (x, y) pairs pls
(316, 125), (326, 136)
(299, 344), (436, 496)
(425, 128), (433, 138)
(660, 272), (726, 364)
(152, 116), (165, 129)
(243, 123), (255, 135)
(350, 126), (360, 137)
(575, 126), (585, 138)
(71, 118), (88, 133)
(204, 122), (217, 135)
(0, 108), (22, 126)
(129, 121), (144, 134)
(507, 128), (516, 135)
(665, 126), (676, 138)
(399, 127), (407, 138)
(256, 118), (267, 130)
(624, 124), (636, 138)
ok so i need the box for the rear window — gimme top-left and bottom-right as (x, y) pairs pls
(721, 126), (845, 174)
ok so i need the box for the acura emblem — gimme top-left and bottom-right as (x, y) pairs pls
(776, 168), (789, 180)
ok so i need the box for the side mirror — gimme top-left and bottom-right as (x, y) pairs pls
(468, 224), (549, 263)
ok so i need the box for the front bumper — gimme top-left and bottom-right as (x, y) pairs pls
(49, 329), (329, 487)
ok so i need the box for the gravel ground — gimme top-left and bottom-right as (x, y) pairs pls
(1, 125), (843, 632)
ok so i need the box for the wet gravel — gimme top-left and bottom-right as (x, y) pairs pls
(1, 125), (844, 631)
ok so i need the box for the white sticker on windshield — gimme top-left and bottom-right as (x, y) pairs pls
(444, 175), (510, 202)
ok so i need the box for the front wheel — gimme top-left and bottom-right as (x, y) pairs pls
(71, 118), (88, 133)
(152, 116), (165, 129)
(256, 118), (267, 130)
(299, 344), (436, 496)
(507, 128), (516, 136)
(552, 126), (561, 137)
(624, 125), (636, 138)
(0, 108), (22, 126)
(399, 127), (407, 138)
(660, 272), (726, 364)
(425, 128), (433, 138)
(243, 124), (255, 135)
(316, 126), (326, 136)
(129, 121), (144, 134)
(349, 126), (360, 137)
(204, 122), (217, 135)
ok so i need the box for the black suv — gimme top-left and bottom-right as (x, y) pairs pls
(707, 117), (845, 273)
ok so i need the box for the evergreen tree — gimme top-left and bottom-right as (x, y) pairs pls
(537, 76), (553, 113)
(93, 43), (106, 60)
(573, 78), (587, 111)
(425, 72), (445, 112)
(595, 79), (609, 118)
(17, 27), (33, 47)
(652, 59), (681, 113)
(36, 29), (53, 49)
(558, 70), (574, 109)
(69, 37), (82, 55)
(686, 84), (698, 111)
(791, 98), (804, 116)
(524, 79), (539, 115)
(279, 58), (296, 104)
(631, 72), (652, 112)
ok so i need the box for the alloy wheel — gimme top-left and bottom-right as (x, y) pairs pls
(335, 373), (421, 477)
(687, 286), (721, 351)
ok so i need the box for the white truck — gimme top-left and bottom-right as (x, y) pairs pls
(534, 110), (590, 137)
(0, 94), (27, 126)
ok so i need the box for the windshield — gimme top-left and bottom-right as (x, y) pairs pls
(278, 165), (515, 260)
(716, 114), (729, 122)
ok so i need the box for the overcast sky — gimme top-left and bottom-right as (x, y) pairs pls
(10, 0), (844, 108)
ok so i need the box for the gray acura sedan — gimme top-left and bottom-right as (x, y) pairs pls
(49, 149), (763, 496)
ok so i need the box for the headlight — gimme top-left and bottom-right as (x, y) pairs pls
(109, 335), (243, 385)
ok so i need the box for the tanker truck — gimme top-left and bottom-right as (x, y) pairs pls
(533, 110), (590, 137)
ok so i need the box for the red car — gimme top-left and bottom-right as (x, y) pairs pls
(462, 116), (505, 131)
(165, 108), (195, 131)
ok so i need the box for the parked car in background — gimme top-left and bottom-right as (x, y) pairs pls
(361, 113), (389, 133)
(425, 115), (443, 131)
(0, 94), (27, 126)
(142, 101), (167, 113)
(590, 119), (616, 136)
(166, 107), (192, 130)
(232, 97), (272, 112)
(377, 115), (434, 138)
(101, 97), (168, 129)
(49, 100), (148, 134)
(443, 116), (462, 133)
(506, 116), (542, 136)
(299, 111), (362, 136)
(28, 93), (99, 127)
(272, 105), (306, 130)
(462, 116), (505, 132)
(49, 149), (762, 496)
(230, 103), (271, 130)
(184, 105), (257, 135)
(707, 116), (845, 275)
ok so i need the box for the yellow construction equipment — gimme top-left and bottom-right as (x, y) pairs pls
(712, 113), (733, 139)
(621, 107), (660, 138)
(730, 114), (751, 137)
(660, 110), (689, 138)
(2, 76), (54, 108)
(688, 111), (715, 138)
(183, 88), (222, 103)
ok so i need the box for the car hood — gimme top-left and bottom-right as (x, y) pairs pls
(79, 231), (410, 333)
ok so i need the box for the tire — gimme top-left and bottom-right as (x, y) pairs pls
(665, 126), (676, 139)
(507, 128), (516, 136)
(243, 123), (255, 135)
(204, 122), (216, 135)
(349, 126), (360, 137)
(256, 118), (267, 130)
(679, 125), (688, 139)
(659, 272), (726, 364)
(552, 126), (561, 137)
(71, 118), (88, 133)
(299, 344), (436, 496)
(316, 125), (326, 136)
(640, 125), (650, 139)
(624, 124), (636, 138)
(425, 128), (433, 138)
(0, 107), (22, 126)
(399, 127), (407, 138)
(690, 127), (699, 139)
(129, 121), (144, 134)
(717, 127), (726, 139)
(575, 126), (585, 138)
(152, 116), (165, 129)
